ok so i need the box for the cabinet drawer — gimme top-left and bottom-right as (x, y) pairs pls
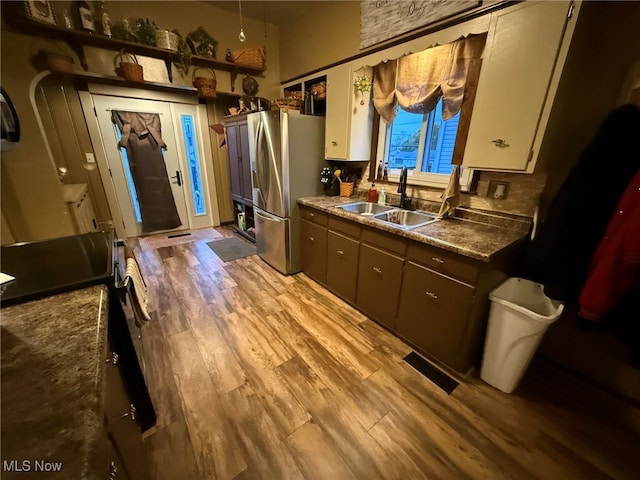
(396, 261), (475, 371)
(407, 242), (479, 285)
(327, 231), (360, 303)
(361, 227), (406, 256)
(301, 207), (328, 226)
(328, 215), (361, 238)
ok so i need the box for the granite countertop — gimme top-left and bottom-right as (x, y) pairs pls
(298, 195), (531, 262)
(1, 285), (109, 479)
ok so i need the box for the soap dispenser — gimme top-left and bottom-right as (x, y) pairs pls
(368, 182), (378, 203)
(378, 187), (386, 205)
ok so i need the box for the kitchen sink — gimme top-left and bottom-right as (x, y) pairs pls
(373, 210), (440, 229)
(338, 202), (395, 216)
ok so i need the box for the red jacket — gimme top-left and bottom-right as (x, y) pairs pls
(579, 169), (640, 320)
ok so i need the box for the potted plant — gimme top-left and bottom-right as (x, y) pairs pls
(171, 29), (192, 77)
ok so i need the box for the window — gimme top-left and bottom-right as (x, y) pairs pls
(114, 124), (142, 223)
(376, 98), (473, 189)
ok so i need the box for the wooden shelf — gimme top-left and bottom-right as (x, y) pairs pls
(55, 70), (243, 99)
(5, 16), (265, 89)
(191, 55), (265, 93)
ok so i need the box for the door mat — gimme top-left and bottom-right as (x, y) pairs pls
(403, 351), (459, 395)
(206, 236), (257, 262)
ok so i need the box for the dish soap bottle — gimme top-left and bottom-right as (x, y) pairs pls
(378, 187), (386, 205)
(368, 182), (378, 203)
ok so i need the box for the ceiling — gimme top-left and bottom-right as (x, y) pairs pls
(205, 1), (316, 27)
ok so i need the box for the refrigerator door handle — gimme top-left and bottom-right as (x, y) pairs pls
(254, 120), (268, 207)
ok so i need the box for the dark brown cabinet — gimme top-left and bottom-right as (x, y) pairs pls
(301, 218), (328, 284)
(327, 231), (360, 303)
(225, 115), (255, 241)
(106, 343), (150, 480)
(299, 205), (512, 374)
(356, 243), (404, 329)
(396, 261), (475, 370)
(226, 117), (253, 202)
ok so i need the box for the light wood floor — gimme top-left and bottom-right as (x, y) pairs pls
(130, 227), (638, 480)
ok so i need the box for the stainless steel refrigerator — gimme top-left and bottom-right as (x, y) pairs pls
(247, 110), (325, 274)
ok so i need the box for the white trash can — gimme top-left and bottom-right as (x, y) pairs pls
(480, 277), (564, 393)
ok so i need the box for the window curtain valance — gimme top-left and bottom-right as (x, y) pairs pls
(373, 33), (487, 124)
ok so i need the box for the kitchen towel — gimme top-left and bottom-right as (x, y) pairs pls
(126, 256), (151, 325)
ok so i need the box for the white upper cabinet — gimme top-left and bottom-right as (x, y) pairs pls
(463, 1), (578, 172)
(324, 64), (374, 161)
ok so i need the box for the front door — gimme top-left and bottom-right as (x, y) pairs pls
(92, 95), (190, 237)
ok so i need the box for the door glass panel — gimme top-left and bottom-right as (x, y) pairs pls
(114, 124), (142, 223)
(180, 114), (206, 216)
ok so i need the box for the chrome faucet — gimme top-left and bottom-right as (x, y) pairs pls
(397, 167), (413, 210)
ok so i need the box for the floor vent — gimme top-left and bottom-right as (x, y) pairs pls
(403, 352), (459, 395)
(167, 232), (192, 239)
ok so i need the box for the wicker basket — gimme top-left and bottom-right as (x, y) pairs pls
(114, 51), (143, 82)
(340, 182), (354, 197)
(36, 50), (74, 73)
(32, 40), (74, 73)
(192, 68), (217, 98)
(230, 45), (265, 70)
(311, 81), (327, 99)
(270, 98), (302, 112)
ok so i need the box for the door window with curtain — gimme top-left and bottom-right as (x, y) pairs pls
(373, 33), (487, 189)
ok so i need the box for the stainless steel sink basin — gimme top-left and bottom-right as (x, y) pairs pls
(373, 210), (440, 229)
(338, 202), (395, 216)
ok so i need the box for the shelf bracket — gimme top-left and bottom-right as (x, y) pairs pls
(230, 67), (239, 92)
(69, 41), (89, 71)
(164, 58), (173, 83)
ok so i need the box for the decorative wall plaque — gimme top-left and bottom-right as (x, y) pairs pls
(360, 0), (480, 49)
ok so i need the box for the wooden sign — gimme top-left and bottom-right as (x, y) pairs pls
(360, 0), (479, 49)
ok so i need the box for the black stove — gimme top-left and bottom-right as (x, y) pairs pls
(0, 230), (116, 307)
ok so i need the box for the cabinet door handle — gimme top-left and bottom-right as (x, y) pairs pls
(105, 352), (119, 365)
(373, 267), (382, 274)
(431, 257), (445, 264)
(119, 403), (137, 421)
(336, 250), (344, 256)
(491, 139), (510, 148)
(309, 212), (315, 217)
(109, 461), (119, 479)
(425, 291), (438, 299)
(331, 141), (338, 146)
(308, 236), (315, 242)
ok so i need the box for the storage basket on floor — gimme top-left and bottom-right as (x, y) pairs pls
(192, 68), (217, 98)
(114, 50), (143, 82)
(230, 45), (265, 70)
(340, 182), (354, 197)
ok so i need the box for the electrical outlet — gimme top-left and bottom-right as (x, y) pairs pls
(487, 181), (509, 200)
(85, 153), (95, 163)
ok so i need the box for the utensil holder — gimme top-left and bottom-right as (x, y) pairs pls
(340, 182), (354, 197)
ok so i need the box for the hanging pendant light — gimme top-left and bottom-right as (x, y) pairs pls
(238, 0), (246, 42)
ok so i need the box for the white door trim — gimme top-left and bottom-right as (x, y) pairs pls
(80, 89), (217, 239)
